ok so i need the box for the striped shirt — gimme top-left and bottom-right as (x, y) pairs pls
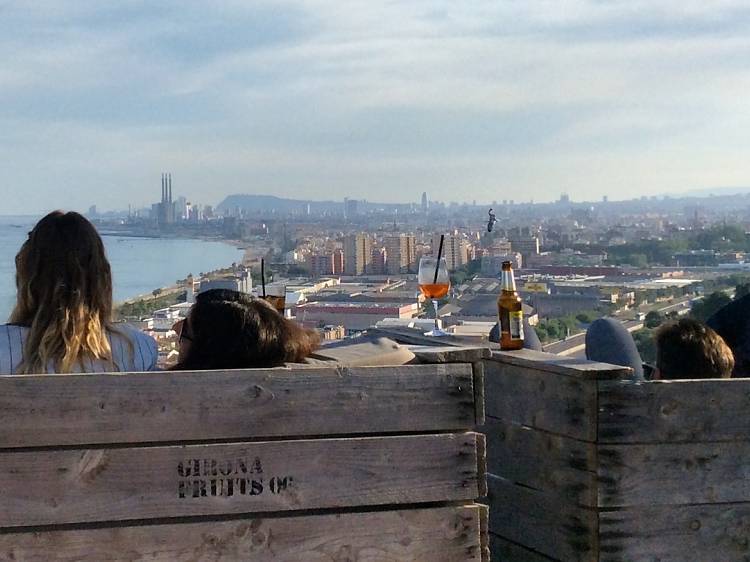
(0, 324), (158, 374)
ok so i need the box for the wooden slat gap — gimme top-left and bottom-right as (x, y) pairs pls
(485, 415), (598, 445)
(0, 428), (475, 454)
(0, 500), (481, 535)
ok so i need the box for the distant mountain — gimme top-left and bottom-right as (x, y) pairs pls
(216, 194), (414, 214)
(666, 186), (750, 198)
(216, 194), (342, 213)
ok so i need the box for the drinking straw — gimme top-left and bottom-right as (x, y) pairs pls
(434, 234), (445, 284)
(261, 259), (266, 298)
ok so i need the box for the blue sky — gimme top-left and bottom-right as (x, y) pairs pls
(2, 0), (750, 213)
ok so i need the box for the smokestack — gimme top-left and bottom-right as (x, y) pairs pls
(168, 173), (172, 203)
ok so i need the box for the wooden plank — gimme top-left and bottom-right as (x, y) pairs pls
(484, 359), (599, 442)
(487, 475), (597, 562)
(367, 326), (485, 348)
(484, 418), (597, 507)
(598, 440), (750, 507)
(489, 534), (557, 562)
(491, 350), (631, 380)
(479, 503), (490, 562)
(410, 345), (493, 364)
(0, 364), (475, 448)
(598, 377), (750, 443)
(0, 433), (482, 528)
(0, 505), (486, 561)
(599, 502), (750, 562)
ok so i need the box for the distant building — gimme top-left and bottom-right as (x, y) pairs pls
(385, 234), (417, 274)
(198, 267), (252, 294)
(332, 249), (344, 275)
(320, 325), (346, 340)
(509, 232), (540, 261)
(344, 198), (359, 219)
(343, 233), (373, 275)
(154, 173), (176, 226)
(307, 254), (334, 277)
(480, 254), (523, 275)
(370, 247), (387, 275)
(434, 233), (470, 271)
(421, 192), (429, 212)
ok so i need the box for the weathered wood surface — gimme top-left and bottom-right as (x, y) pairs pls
(484, 418), (597, 507)
(0, 433), (482, 527)
(491, 350), (631, 380)
(599, 502), (750, 562)
(598, 441), (750, 507)
(410, 345), (492, 365)
(368, 326), (493, 349)
(474, 361), (486, 427)
(489, 534), (557, 562)
(0, 505), (487, 562)
(0, 364), (475, 448)
(598, 378), (750, 443)
(484, 359), (598, 442)
(487, 475), (597, 562)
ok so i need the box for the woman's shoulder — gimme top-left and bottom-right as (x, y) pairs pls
(108, 324), (158, 370)
(0, 323), (26, 340)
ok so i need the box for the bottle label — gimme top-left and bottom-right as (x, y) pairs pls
(510, 311), (524, 340)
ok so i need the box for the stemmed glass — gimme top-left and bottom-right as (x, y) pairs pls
(418, 256), (451, 336)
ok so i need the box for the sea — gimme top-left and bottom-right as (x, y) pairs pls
(0, 216), (245, 321)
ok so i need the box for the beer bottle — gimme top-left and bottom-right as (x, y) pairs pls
(498, 261), (524, 350)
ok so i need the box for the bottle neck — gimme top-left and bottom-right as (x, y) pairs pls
(500, 269), (517, 292)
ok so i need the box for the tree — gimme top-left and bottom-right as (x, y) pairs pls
(632, 328), (657, 365)
(576, 312), (594, 324)
(691, 291), (731, 322)
(644, 310), (663, 329)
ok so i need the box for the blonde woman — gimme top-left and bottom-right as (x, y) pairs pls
(0, 211), (157, 374)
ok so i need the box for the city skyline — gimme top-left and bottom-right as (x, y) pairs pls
(3, 2), (750, 214)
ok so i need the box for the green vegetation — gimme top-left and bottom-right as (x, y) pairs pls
(450, 259), (482, 286)
(535, 309), (600, 343)
(690, 291), (732, 322)
(633, 328), (657, 364)
(606, 224), (750, 267)
(116, 290), (187, 319)
(644, 310), (663, 329)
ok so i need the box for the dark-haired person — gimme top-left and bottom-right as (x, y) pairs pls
(706, 294), (750, 377)
(172, 289), (320, 370)
(653, 318), (734, 380)
(0, 211), (158, 374)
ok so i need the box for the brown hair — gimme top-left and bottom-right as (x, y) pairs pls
(172, 289), (319, 370)
(655, 318), (734, 380)
(10, 211), (116, 373)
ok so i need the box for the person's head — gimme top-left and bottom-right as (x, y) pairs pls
(10, 211), (114, 373)
(654, 318), (734, 380)
(173, 289), (319, 370)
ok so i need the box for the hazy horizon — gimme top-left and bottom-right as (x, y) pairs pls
(3, 1), (750, 214)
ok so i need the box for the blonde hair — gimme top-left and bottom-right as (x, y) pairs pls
(10, 211), (117, 373)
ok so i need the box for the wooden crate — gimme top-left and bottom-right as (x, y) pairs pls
(0, 363), (488, 561)
(483, 349), (750, 562)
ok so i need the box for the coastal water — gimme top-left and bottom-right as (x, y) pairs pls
(0, 216), (244, 321)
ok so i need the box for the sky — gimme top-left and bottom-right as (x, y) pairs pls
(2, 1), (750, 214)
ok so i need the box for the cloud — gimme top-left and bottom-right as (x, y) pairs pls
(2, 0), (750, 213)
